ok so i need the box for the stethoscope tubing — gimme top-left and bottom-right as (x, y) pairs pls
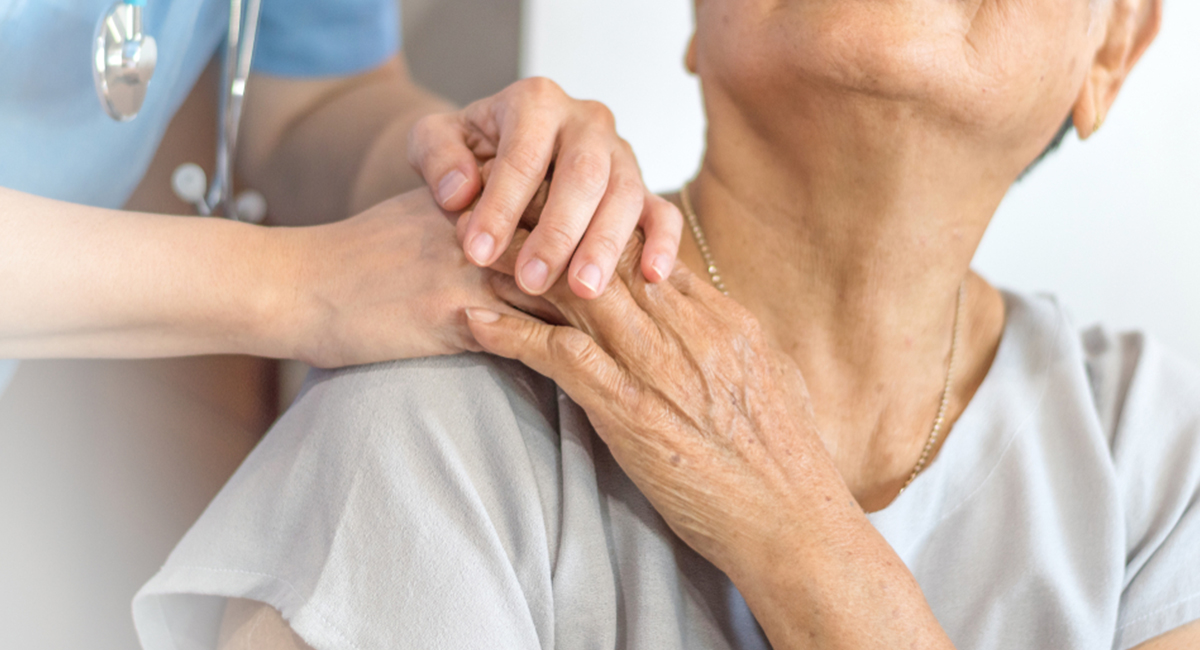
(95, 0), (266, 222)
(211, 0), (262, 219)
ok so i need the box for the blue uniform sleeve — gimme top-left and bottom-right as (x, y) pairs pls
(252, 0), (401, 77)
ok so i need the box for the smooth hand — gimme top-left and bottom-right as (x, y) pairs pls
(408, 78), (682, 300)
(273, 189), (552, 368)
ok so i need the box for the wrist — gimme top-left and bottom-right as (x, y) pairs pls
(235, 224), (310, 361)
(727, 498), (950, 649)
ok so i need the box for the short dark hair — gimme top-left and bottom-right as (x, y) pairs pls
(1019, 116), (1074, 180)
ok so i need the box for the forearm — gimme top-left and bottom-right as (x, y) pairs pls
(239, 57), (454, 226)
(0, 187), (295, 360)
(733, 487), (954, 649)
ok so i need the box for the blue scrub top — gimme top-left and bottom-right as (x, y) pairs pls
(0, 0), (400, 399)
(0, 0), (400, 207)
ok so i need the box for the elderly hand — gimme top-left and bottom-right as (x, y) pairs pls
(408, 78), (682, 301)
(464, 230), (953, 649)
(466, 231), (842, 569)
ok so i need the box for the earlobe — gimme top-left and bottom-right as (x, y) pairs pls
(1071, 73), (1105, 140)
(1072, 0), (1162, 140)
(685, 34), (698, 75)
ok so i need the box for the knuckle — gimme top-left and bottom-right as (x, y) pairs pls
(551, 328), (595, 366)
(580, 100), (616, 129)
(733, 309), (765, 340)
(533, 221), (580, 257)
(521, 76), (564, 103)
(501, 144), (549, 184)
(410, 113), (436, 136)
(407, 118), (436, 160)
(586, 233), (624, 264)
(611, 174), (646, 205)
(562, 150), (610, 196)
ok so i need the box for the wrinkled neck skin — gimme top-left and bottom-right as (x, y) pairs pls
(678, 76), (1019, 511)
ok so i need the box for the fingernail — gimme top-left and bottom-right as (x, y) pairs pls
(520, 258), (550, 293)
(437, 170), (469, 205)
(467, 232), (496, 265)
(650, 255), (671, 282)
(576, 264), (603, 294)
(465, 308), (501, 323)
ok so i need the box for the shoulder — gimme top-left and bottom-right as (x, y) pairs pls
(288, 353), (561, 449)
(270, 353), (566, 523)
(1077, 328), (1200, 648)
(996, 291), (1200, 447)
(135, 354), (567, 649)
(1078, 325), (1200, 456)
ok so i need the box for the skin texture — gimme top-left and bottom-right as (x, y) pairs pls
(466, 0), (1174, 648)
(221, 0), (1188, 647)
(1, 57), (676, 363)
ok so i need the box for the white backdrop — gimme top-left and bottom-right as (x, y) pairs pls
(523, 0), (1200, 365)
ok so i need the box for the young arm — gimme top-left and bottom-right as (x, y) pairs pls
(240, 57), (682, 299)
(0, 187), (527, 366)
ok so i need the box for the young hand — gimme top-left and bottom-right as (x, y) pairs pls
(407, 78), (683, 300)
(274, 189), (552, 368)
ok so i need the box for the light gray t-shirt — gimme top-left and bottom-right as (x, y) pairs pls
(0, 360), (17, 399)
(133, 292), (1200, 650)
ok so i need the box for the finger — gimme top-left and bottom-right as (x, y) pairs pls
(559, 149), (646, 300)
(456, 211), (472, 247)
(488, 274), (567, 325)
(407, 113), (485, 212)
(638, 194), (684, 284)
(518, 180), (553, 231)
(448, 300), (533, 354)
(461, 96), (563, 267)
(538, 252), (661, 363)
(490, 228), (530, 277)
(668, 258), (726, 303)
(465, 308), (627, 413)
(515, 112), (620, 296)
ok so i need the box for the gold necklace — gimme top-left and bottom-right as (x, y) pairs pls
(679, 181), (966, 491)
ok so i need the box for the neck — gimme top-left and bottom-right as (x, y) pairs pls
(678, 102), (1008, 509)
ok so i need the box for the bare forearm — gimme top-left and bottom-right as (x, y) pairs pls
(734, 493), (954, 649)
(239, 57), (454, 226)
(0, 187), (293, 359)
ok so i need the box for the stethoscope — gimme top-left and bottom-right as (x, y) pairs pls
(92, 0), (267, 222)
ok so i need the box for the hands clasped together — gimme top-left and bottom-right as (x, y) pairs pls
(287, 78), (682, 368)
(301, 77), (950, 648)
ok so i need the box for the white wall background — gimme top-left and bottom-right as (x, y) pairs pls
(523, 0), (1200, 365)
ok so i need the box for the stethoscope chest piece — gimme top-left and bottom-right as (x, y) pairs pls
(93, 0), (157, 121)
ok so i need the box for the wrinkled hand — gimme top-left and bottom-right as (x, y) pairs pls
(278, 189), (553, 368)
(465, 231), (850, 575)
(408, 77), (683, 300)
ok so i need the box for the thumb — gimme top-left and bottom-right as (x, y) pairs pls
(408, 113), (484, 211)
(465, 308), (624, 410)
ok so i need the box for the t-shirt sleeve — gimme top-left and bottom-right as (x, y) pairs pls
(252, 0), (401, 77)
(0, 360), (18, 398)
(132, 354), (563, 650)
(1087, 329), (1200, 649)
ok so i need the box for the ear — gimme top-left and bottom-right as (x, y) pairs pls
(685, 0), (700, 75)
(1072, 0), (1162, 139)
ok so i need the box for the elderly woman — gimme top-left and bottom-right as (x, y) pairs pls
(133, 0), (1198, 648)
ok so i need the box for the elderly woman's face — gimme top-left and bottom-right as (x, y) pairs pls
(693, 0), (1102, 148)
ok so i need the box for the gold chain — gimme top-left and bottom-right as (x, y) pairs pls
(679, 181), (966, 491)
(679, 181), (728, 295)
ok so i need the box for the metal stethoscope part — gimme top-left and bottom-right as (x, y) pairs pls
(93, 0), (267, 223)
